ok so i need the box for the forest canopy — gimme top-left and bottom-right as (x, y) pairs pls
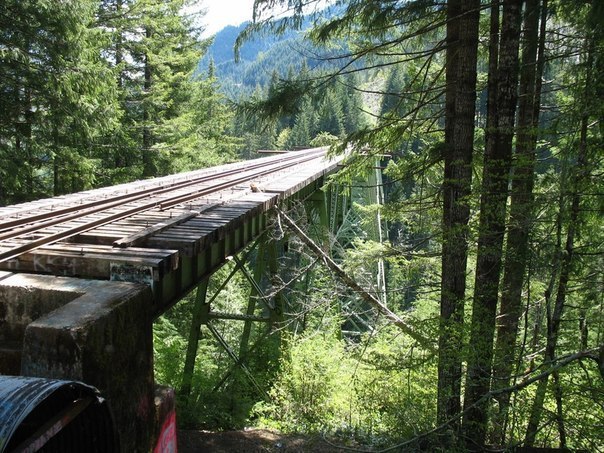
(1, 0), (602, 450)
(223, 0), (603, 449)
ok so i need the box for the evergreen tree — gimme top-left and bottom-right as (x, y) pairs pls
(316, 90), (345, 137)
(491, 0), (547, 443)
(340, 74), (368, 134)
(462, 1), (523, 444)
(523, 1), (603, 445)
(95, 0), (235, 182)
(438, 0), (481, 433)
(380, 66), (407, 118)
(288, 98), (313, 148)
(0, 0), (117, 202)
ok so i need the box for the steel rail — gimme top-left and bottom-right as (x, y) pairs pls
(0, 149), (324, 233)
(0, 148), (325, 241)
(0, 149), (327, 263)
(0, 154), (288, 229)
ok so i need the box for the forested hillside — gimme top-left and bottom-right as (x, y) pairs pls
(1, 0), (603, 451)
(198, 23), (306, 93)
(0, 0), (237, 205)
(169, 0), (602, 450)
(199, 10), (371, 157)
(198, 8), (340, 95)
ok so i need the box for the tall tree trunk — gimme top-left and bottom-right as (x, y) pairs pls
(524, 40), (593, 447)
(491, 0), (547, 445)
(114, 0), (126, 169)
(484, 0), (500, 167)
(552, 369), (567, 447)
(437, 0), (461, 431)
(23, 88), (34, 198)
(437, 0), (480, 433)
(463, 0), (522, 446)
(116, 0), (123, 88)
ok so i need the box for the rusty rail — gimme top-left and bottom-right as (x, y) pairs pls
(0, 148), (327, 263)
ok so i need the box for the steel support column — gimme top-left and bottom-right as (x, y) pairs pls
(180, 278), (209, 397)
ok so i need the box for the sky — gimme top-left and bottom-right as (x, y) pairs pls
(200, 0), (256, 37)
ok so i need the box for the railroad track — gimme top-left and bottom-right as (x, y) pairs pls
(0, 147), (328, 264)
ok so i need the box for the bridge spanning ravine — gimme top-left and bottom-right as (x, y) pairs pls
(0, 147), (349, 451)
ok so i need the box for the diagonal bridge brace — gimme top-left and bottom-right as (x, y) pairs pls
(205, 321), (270, 400)
(180, 229), (285, 398)
(275, 206), (434, 350)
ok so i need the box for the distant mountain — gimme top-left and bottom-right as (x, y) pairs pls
(198, 22), (312, 98)
(205, 23), (299, 67)
(198, 10), (345, 99)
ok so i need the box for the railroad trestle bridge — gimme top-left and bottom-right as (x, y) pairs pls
(0, 147), (384, 451)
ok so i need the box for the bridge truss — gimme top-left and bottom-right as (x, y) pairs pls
(178, 159), (388, 405)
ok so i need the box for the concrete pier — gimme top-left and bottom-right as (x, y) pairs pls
(0, 271), (154, 451)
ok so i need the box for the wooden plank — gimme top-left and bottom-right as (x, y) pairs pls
(0, 249), (169, 279)
(3, 240), (177, 257)
(178, 225), (214, 233)
(114, 211), (200, 248)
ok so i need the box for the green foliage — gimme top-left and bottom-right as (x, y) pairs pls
(502, 360), (604, 450)
(153, 316), (188, 386)
(253, 324), (438, 446)
(257, 331), (350, 432)
(309, 132), (339, 147)
(0, 0), (238, 203)
(215, 17), (371, 156)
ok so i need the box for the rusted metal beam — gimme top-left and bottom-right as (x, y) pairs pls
(181, 278), (209, 398)
(11, 397), (93, 452)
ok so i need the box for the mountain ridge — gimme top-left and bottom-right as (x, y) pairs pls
(198, 14), (334, 98)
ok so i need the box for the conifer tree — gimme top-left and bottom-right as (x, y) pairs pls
(490, 0), (547, 443)
(438, 0), (481, 433)
(340, 74), (368, 134)
(0, 0), (117, 201)
(316, 90), (345, 137)
(524, 1), (603, 444)
(462, 0), (523, 444)
(289, 98), (313, 148)
(95, 0), (235, 182)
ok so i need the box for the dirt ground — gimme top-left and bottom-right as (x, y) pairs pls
(177, 428), (356, 452)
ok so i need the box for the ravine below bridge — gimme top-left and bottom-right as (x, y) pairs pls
(0, 147), (345, 451)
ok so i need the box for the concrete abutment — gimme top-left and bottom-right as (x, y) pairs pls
(0, 271), (160, 452)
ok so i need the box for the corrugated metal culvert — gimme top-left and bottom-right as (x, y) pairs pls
(0, 376), (119, 453)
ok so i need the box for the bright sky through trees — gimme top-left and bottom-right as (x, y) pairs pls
(200, 0), (255, 36)
(199, 0), (331, 36)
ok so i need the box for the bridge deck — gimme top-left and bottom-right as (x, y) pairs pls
(0, 147), (342, 314)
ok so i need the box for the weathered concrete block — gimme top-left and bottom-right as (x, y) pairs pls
(0, 273), (79, 375)
(17, 276), (154, 453)
(0, 274), (77, 343)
